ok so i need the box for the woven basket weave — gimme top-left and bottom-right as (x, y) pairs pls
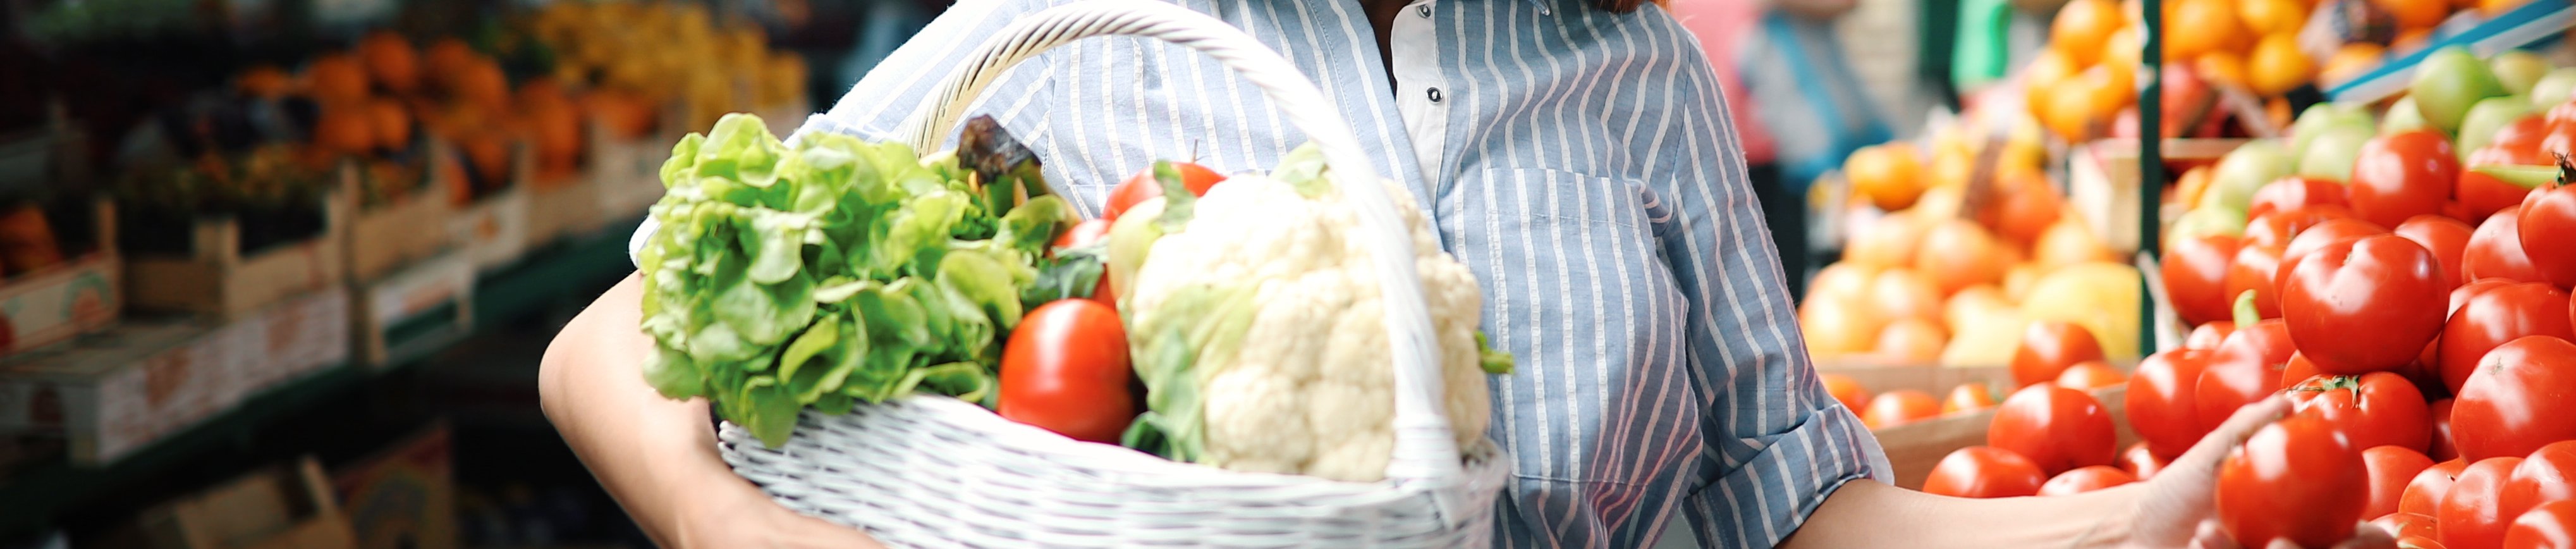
(716, 1), (1511, 546)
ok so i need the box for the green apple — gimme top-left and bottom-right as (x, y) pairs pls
(2295, 125), (2375, 183)
(2171, 205), (2250, 242)
(2410, 46), (2511, 134)
(2532, 68), (2576, 108)
(2289, 103), (2376, 161)
(2384, 96), (2431, 135)
(2457, 96), (2535, 161)
(2206, 140), (2294, 218)
(2493, 50), (2551, 97)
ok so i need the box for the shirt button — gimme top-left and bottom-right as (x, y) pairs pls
(1417, 4), (1432, 17)
(1427, 87), (1443, 102)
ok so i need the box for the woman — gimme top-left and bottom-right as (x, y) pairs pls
(541, 1), (2384, 547)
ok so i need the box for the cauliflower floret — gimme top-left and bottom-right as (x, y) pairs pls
(1124, 147), (1497, 483)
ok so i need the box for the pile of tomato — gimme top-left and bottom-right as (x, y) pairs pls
(1917, 107), (2576, 548)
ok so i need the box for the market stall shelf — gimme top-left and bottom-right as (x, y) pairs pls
(349, 250), (472, 369)
(92, 456), (359, 549)
(338, 144), (456, 283)
(123, 196), (349, 321)
(444, 145), (532, 273)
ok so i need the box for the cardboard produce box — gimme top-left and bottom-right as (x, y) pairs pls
(125, 195), (348, 320)
(1822, 363), (2140, 490)
(0, 290), (348, 465)
(350, 251), (471, 367)
(95, 456), (358, 549)
(0, 199), (121, 357)
(331, 423), (456, 549)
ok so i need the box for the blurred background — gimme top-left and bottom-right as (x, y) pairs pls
(0, 0), (2566, 546)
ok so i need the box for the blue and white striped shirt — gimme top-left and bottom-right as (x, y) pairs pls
(635, 0), (1889, 546)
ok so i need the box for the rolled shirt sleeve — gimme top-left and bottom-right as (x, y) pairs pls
(1645, 22), (1892, 549)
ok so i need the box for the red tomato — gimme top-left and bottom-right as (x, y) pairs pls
(2435, 398), (2463, 462)
(2380, 512), (2444, 541)
(2521, 181), (2576, 288)
(2440, 283), (2575, 394)
(2011, 321), (2106, 388)
(1101, 161), (1226, 221)
(1989, 384), (2117, 475)
(1052, 218), (1111, 250)
(2352, 131), (2461, 229)
(2285, 218), (2397, 266)
(2402, 215), (2479, 291)
(2467, 207), (2549, 283)
(2054, 361), (2125, 390)
(2460, 279), (2524, 318)
(2249, 206), (2359, 249)
(2283, 235), (2451, 374)
(2218, 416), (2371, 548)
(1862, 389), (1942, 429)
(998, 300), (1135, 443)
(2229, 244), (2291, 319)
(2505, 500), (2576, 549)
(2038, 465), (2137, 496)
(2404, 536), (2455, 549)
(2289, 373), (2435, 453)
(2121, 441), (2171, 479)
(2189, 321), (2238, 350)
(2284, 352), (2325, 388)
(2252, 176), (2357, 221)
(1922, 446), (2048, 498)
(2505, 441), (2576, 524)
(2369, 447), (2443, 518)
(1824, 373), (1871, 412)
(2462, 116), (2552, 222)
(2454, 336), (2576, 461)
(2405, 459), (2472, 517)
(2199, 319), (2297, 433)
(2129, 349), (2212, 459)
(2444, 457), (2529, 549)
(1942, 383), (2001, 415)
(2166, 235), (2245, 326)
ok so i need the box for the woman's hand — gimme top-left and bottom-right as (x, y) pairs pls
(671, 479), (887, 549)
(2126, 396), (2396, 549)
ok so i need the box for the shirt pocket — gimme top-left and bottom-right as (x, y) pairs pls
(1445, 168), (1697, 490)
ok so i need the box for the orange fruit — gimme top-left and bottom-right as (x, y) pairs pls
(459, 131), (511, 183)
(2247, 33), (2316, 97)
(2033, 218), (2116, 271)
(235, 65), (293, 98)
(2165, 0), (2247, 61)
(2238, 0), (2308, 37)
(2197, 51), (2250, 88)
(1801, 295), (1886, 358)
(1987, 172), (2066, 247)
(358, 31), (419, 93)
(1943, 383), (2003, 414)
(1847, 213), (1927, 269)
(2393, 27), (2434, 54)
(2038, 79), (2097, 140)
(2052, 0), (2125, 66)
(424, 39), (478, 83)
(1944, 285), (2016, 331)
(1871, 268), (1948, 328)
(2101, 27), (2143, 73)
(1862, 390), (1943, 429)
(1915, 218), (2011, 296)
(585, 90), (659, 140)
(303, 53), (369, 105)
(2486, 0), (2530, 15)
(2054, 361), (2127, 390)
(367, 98), (411, 152)
(2175, 166), (2217, 210)
(2321, 43), (2388, 87)
(315, 101), (377, 156)
(2376, 0), (2450, 28)
(1812, 262), (1881, 302)
(450, 59), (511, 113)
(1876, 318), (1951, 364)
(1822, 373), (1872, 413)
(1846, 144), (1929, 211)
(2081, 63), (2137, 122)
(2025, 49), (2082, 97)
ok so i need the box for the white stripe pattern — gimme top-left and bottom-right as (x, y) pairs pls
(631, 0), (1887, 546)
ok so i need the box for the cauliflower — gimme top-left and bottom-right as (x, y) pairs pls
(1118, 145), (1508, 482)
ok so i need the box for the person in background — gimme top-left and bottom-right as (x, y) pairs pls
(1672, 0), (1891, 302)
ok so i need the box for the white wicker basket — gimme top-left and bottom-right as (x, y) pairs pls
(716, 1), (1512, 546)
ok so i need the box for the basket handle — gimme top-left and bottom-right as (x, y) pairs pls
(888, 0), (1470, 515)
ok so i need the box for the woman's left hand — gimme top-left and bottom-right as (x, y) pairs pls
(2124, 395), (2398, 549)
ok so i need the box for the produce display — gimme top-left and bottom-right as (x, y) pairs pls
(638, 113), (1510, 483)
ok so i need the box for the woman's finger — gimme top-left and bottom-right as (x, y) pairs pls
(2180, 396), (2295, 467)
(2194, 519), (2242, 549)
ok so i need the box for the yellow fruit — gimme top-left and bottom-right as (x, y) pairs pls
(2020, 262), (2144, 359)
(2247, 33), (2316, 97)
(2053, 0), (2125, 66)
(2032, 218), (2116, 271)
(1845, 144), (1929, 212)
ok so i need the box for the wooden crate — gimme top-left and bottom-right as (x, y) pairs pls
(329, 423), (456, 549)
(0, 323), (229, 465)
(446, 142), (532, 273)
(0, 198), (121, 357)
(338, 147), (455, 282)
(96, 457), (359, 549)
(590, 117), (675, 223)
(350, 250), (471, 367)
(1821, 363), (2140, 490)
(125, 198), (347, 320)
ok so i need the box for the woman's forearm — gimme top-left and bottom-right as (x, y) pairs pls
(539, 273), (736, 546)
(1781, 480), (2142, 549)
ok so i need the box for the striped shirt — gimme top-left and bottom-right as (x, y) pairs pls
(631, 0), (1890, 546)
